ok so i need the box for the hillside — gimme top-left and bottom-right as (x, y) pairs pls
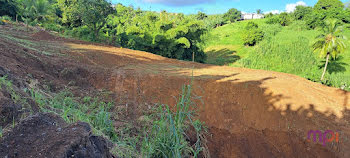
(1, 23), (350, 157)
(203, 19), (350, 91)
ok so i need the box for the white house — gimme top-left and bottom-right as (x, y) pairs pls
(241, 13), (264, 20)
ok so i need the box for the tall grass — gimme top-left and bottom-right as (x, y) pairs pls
(239, 35), (319, 75)
(142, 85), (208, 158)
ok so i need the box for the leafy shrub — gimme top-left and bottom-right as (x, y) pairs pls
(266, 16), (281, 25)
(245, 21), (259, 30)
(64, 26), (95, 41)
(266, 13), (291, 26)
(294, 6), (313, 20)
(203, 14), (226, 29)
(242, 22), (264, 46)
(279, 13), (291, 26)
(242, 29), (264, 46)
(42, 22), (63, 32)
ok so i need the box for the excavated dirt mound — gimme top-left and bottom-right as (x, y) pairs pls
(0, 113), (114, 158)
(31, 31), (60, 41)
(1, 24), (350, 157)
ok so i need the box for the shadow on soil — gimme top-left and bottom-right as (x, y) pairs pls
(187, 75), (350, 158)
(118, 69), (350, 158)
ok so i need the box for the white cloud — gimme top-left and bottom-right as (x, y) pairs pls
(285, 1), (307, 13)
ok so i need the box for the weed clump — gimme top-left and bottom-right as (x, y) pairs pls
(142, 85), (208, 158)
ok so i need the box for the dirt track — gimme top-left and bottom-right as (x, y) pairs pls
(1, 24), (350, 157)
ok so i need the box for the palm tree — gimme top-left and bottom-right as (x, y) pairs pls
(32, 0), (52, 22)
(18, 0), (52, 24)
(312, 19), (347, 81)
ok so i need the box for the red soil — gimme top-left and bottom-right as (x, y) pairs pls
(1, 24), (350, 157)
(31, 31), (60, 41)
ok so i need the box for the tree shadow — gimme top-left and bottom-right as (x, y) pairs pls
(318, 56), (348, 74)
(205, 48), (241, 66)
(338, 89), (349, 107)
(188, 75), (350, 158)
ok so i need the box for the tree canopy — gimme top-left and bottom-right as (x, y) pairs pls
(314, 0), (344, 11)
(223, 8), (241, 23)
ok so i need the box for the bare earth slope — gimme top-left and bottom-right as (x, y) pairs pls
(1, 24), (350, 158)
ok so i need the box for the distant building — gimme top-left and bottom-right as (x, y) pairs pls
(241, 13), (264, 20)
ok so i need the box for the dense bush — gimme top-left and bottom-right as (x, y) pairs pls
(242, 22), (264, 46)
(279, 13), (291, 26)
(42, 22), (63, 32)
(294, 6), (313, 20)
(266, 16), (281, 25)
(203, 14), (226, 29)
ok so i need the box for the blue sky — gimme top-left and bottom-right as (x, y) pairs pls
(112, 0), (348, 15)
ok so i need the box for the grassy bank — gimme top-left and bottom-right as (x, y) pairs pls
(202, 19), (350, 91)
